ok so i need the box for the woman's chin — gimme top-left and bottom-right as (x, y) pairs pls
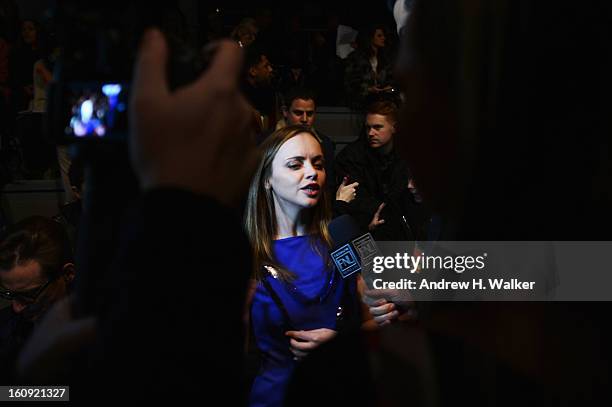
(300, 197), (320, 208)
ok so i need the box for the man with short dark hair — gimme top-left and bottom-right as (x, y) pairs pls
(335, 101), (429, 240)
(280, 87), (317, 128)
(0, 216), (75, 382)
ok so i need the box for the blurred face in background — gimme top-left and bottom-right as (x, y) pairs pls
(21, 20), (37, 45)
(250, 55), (273, 86)
(233, 19), (258, 48)
(372, 28), (386, 49)
(238, 29), (257, 47)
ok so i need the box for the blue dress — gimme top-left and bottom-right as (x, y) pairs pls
(249, 235), (356, 407)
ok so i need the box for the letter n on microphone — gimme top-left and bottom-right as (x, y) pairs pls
(331, 233), (380, 279)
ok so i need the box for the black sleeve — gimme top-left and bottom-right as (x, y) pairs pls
(332, 199), (351, 218)
(335, 150), (383, 229)
(91, 188), (251, 403)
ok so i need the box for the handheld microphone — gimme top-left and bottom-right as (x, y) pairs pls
(329, 215), (381, 280)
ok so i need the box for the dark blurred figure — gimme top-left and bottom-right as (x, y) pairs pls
(396, 0), (612, 239)
(255, 7), (273, 31)
(8, 19), (40, 112)
(278, 15), (309, 68)
(344, 23), (397, 111)
(231, 17), (258, 49)
(31, 43), (54, 114)
(17, 35), (257, 403)
(159, 2), (192, 47)
(0, 0), (20, 126)
(0, 6), (12, 107)
(277, 49), (309, 96)
(9, 19), (57, 179)
(242, 43), (276, 132)
(310, 12), (346, 106)
(0, 0), (19, 45)
(368, 0), (612, 406)
(0, 216), (74, 383)
(253, 6), (274, 51)
(53, 158), (84, 251)
(201, 7), (225, 45)
(0, 2), (15, 181)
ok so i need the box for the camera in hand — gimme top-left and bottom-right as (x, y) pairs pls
(49, 1), (212, 144)
(60, 82), (128, 141)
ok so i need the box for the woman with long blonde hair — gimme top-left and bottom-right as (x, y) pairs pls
(244, 125), (360, 407)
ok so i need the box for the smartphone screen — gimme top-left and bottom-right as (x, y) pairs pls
(62, 82), (129, 140)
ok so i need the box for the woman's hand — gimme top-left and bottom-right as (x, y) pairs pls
(336, 177), (359, 203)
(285, 328), (337, 361)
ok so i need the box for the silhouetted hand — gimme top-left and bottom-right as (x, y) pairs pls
(368, 202), (386, 231)
(130, 29), (259, 206)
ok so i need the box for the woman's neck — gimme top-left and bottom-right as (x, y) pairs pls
(273, 198), (310, 240)
(275, 221), (308, 240)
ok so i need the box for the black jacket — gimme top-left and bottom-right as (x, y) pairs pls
(334, 137), (429, 241)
